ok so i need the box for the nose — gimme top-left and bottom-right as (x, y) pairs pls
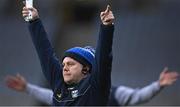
(63, 64), (69, 72)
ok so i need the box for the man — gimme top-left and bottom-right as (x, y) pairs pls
(22, 4), (114, 105)
(5, 68), (179, 105)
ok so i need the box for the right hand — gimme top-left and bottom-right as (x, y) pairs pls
(22, 6), (39, 21)
(5, 74), (27, 92)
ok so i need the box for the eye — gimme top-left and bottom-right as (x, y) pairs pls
(68, 62), (75, 66)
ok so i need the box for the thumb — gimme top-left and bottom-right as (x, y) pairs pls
(162, 67), (168, 73)
(16, 73), (24, 80)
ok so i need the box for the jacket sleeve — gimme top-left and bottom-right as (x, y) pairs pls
(114, 81), (163, 106)
(92, 24), (114, 103)
(28, 19), (63, 90)
(26, 83), (53, 105)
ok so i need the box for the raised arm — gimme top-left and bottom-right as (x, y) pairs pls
(112, 67), (179, 106)
(5, 74), (53, 105)
(92, 5), (115, 104)
(22, 6), (62, 89)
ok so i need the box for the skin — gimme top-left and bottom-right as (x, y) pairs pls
(159, 67), (179, 87)
(22, 5), (114, 25)
(62, 57), (86, 84)
(5, 67), (179, 92)
(5, 4), (179, 105)
(5, 73), (27, 92)
(21, 5), (115, 85)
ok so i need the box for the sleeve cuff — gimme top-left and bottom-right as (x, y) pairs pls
(29, 18), (40, 24)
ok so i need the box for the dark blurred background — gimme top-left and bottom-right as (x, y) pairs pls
(0, 0), (179, 106)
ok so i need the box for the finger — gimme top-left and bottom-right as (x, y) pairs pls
(6, 82), (17, 89)
(23, 7), (34, 12)
(162, 67), (168, 73)
(23, 14), (29, 18)
(105, 5), (110, 13)
(100, 12), (105, 17)
(173, 78), (178, 82)
(7, 75), (19, 83)
(16, 73), (22, 79)
(104, 15), (114, 21)
(107, 5), (111, 12)
(17, 73), (25, 81)
(5, 75), (15, 81)
(104, 20), (113, 24)
(100, 12), (106, 21)
(22, 11), (29, 14)
(101, 15), (106, 21)
(104, 18), (113, 22)
(6, 81), (14, 87)
(6, 79), (15, 85)
(108, 13), (115, 19)
(22, 11), (29, 16)
(23, 7), (28, 11)
(5, 78), (17, 87)
(104, 6), (108, 13)
(22, 13), (29, 17)
(169, 78), (178, 84)
(169, 72), (179, 77)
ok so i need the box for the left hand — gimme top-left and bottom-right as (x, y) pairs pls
(159, 67), (179, 87)
(100, 5), (115, 25)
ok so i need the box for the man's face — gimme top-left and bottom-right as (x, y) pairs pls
(62, 57), (85, 84)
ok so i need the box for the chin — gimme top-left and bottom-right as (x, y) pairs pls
(64, 78), (72, 84)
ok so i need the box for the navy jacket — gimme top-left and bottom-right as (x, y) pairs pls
(28, 19), (114, 106)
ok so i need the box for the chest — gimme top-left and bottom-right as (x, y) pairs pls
(53, 84), (92, 106)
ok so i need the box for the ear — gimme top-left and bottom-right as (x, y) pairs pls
(82, 66), (90, 75)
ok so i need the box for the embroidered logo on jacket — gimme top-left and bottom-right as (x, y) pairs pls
(57, 93), (62, 99)
(71, 90), (78, 98)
